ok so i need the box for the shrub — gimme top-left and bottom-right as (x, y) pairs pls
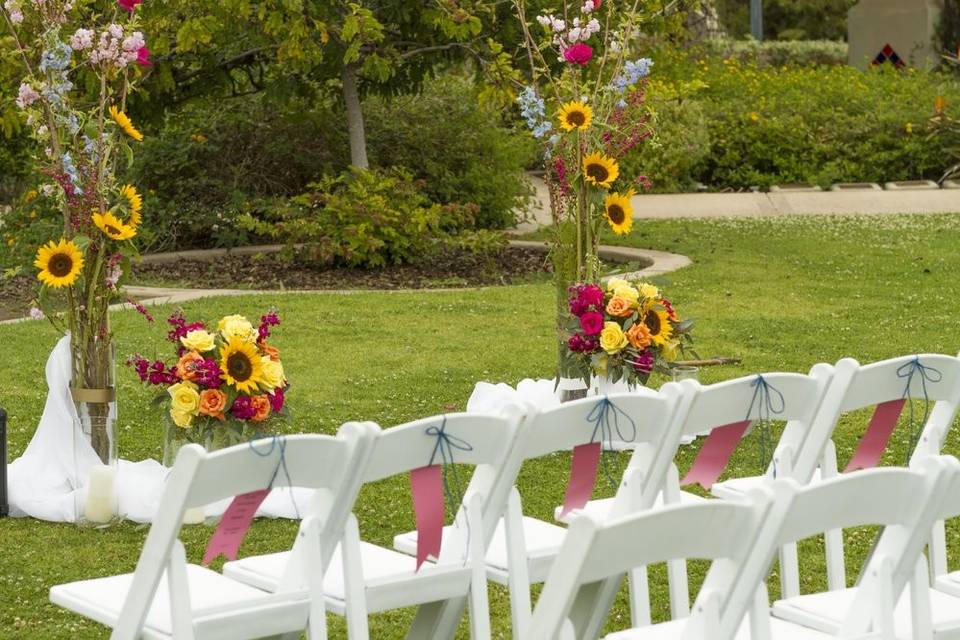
(713, 0), (856, 41)
(699, 38), (848, 67)
(241, 168), (490, 269)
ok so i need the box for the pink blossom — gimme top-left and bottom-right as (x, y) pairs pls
(117, 0), (141, 13)
(70, 28), (94, 50)
(15, 83), (40, 109)
(579, 311), (604, 336)
(136, 46), (150, 66)
(563, 43), (593, 66)
(268, 387), (285, 413)
(29, 307), (45, 320)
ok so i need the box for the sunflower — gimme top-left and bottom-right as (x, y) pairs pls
(558, 101), (593, 131)
(582, 152), (619, 188)
(220, 337), (266, 394)
(34, 239), (84, 288)
(604, 190), (635, 235)
(119, 184), (143, 228)
(109, 105), (144, 142)
(643, 306), (674, 347)
(92, 211), (137, 241)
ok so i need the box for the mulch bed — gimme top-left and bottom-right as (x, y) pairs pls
(0, 275), (38, 322)
(133, 246), (553, 291)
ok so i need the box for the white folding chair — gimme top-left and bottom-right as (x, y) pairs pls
(560, 366), (834, 622)
(768, 457), (960, 640)
(223, 411), (523, 640)
(553, 458), (953, 640)
(394, 388), (690, 637)
(49, 423), (378, 640)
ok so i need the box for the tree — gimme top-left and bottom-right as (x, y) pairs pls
(140, 0), (518, 169)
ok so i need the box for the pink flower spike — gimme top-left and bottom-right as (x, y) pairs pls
(563, 43), (593, 66)
(136, 46), (151, 66)
(118, 0), (142, 13)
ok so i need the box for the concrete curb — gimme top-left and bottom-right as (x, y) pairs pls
(1, 241), (692, 325)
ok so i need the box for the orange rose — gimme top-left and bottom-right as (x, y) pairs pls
(260, 343), (281, 362)
(176, 351), (204, 382)
(250, 395), (271, 422)
(198, 389), (227, 421)
(605, 295), (634, 318)
(626, 322), (652, 349)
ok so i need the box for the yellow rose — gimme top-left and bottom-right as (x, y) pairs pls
(168, 381), (200, 416)
(599, 322), (628, 354)
(181, 329), (215, 352)
(639, 283), (660, 299)
(171, 408), (194, 429)
(606, 277), (629, 292)
(613, 284), (639, 304)
(260, 357), (286, 390)
(218, 314), (256, 342)
(662, 339), (681, 362)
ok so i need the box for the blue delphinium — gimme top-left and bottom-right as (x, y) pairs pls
(39, 42), (72, 74)
(61, 152), (83, 195)
(517, 86), (552, 139)
(610, 57), (654, 95)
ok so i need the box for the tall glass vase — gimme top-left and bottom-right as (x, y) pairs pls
(71, 341), (118, 527)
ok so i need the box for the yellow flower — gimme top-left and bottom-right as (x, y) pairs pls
(599, 321), (628, 354)
(34, 239), (84, 288)
(905, 122), (914, 135)
(639, 283), (659, 299)
(24, 190), (38, 203)
(220, 337), (266, 393)
(749, 111), (760, 122)
(260, 356), (286, 390)
(218, 314), (257, 342)
(109, 105), (143, 142)
(662, 339), (681, 362)
(93, 211), (136, 241)
(181, 329), (215, 353)
(119, 184), (143, 228)
(613, 284), (639, 303)
(643, 307), (674, 347)
(582, 152), (619, 189)
(171, 408), (195, 429)
(604, 190), (634, 235)
(168, 381), (200, 420)
(605, 277), (630, 292)
(558, 101), (593, 132)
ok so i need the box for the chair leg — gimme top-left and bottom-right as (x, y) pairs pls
(466, 494), (491, 640)
(504, 487), (532, 637)
(302, 517), (328, 640)
(341, 515), (370, 640)
(910, 555), (933, 640)
(663, 467), (691, 619)
(778, 542), (800, 599)
(627, 566), (652, 627)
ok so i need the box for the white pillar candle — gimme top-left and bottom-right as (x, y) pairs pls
(183, 506), (205, 525)
(85, 464), (116, 524)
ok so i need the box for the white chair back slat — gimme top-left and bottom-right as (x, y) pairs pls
(361, 412), (518, 483)
(839, 355), (960, 412)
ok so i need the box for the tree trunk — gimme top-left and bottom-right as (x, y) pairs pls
(341, 63), (369, 170)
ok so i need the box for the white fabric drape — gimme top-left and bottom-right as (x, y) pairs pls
(8, 336), (310, 522)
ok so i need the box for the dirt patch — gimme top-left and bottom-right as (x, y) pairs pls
(132, 246), (554, 291)
(0, 275), (37, 322)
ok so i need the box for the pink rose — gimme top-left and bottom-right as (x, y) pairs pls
(563, 43), (593, 66)
(580, 284), (604, 308)
(136, 46), (151, 66)
(579, 311), (603, 336)
(118, 0), (142, 13)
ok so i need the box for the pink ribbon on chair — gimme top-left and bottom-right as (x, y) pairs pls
(843, 399), (907, 472)
(681, 421), (753, 490)
(560, 442), (602, 517)
(411, 465), (445, 570)
(203, 488), (271, 565)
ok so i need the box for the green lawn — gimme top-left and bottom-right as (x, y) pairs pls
(3, 213), (960, 638)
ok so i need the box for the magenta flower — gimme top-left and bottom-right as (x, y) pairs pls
(258, 310), (281, 343)
(268, 387), (285, 413)
(563, 43), (593, 66)
(568, 334), (599, 354)
(231, 396), (257, 421)
(118, 0), (142, 13)
(195, 359), (223, 389)
(632, 350), (655, 374)
(579, 311), (604, 336)
(136, 46), (151, 66)
(580, 284), (604, 308)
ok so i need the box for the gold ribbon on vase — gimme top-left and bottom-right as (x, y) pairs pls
(70, 387), (116, 404)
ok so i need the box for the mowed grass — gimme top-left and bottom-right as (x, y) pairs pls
(3, 212), (960, 638)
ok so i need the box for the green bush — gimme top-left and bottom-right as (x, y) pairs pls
(635, 49), (959, 191)
(713, 0), (856, 41)
(699, 38), (848, 67)
(241, 168), (487, 269)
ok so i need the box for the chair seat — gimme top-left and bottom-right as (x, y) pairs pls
(772, 586), (960, 638)
(712, 469), (824, 500)
(393, 515), (567, 584)
(224, 540), (473, 614)
(604, 613), (838, 639)
(554, 490), (707, 524)
(49, 564), (302, 640)
(935, 571), (960, 599)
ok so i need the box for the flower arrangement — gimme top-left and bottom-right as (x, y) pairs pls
(514, 1), (660, 387)
(564, 277), (694, 386)
(3, 0), (151, 461)
(129, 310), (288, 454)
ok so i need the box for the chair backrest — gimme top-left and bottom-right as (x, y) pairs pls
(714, 457), (956, 640)
(678, 365), (834, 477)
(792, 355), (960, 481)
(527, 486), (777, 640)
(113, 422), (377, 638)
(359, 410), (524, 564)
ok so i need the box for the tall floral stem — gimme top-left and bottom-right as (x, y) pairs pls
(575, 131), (585, 281)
